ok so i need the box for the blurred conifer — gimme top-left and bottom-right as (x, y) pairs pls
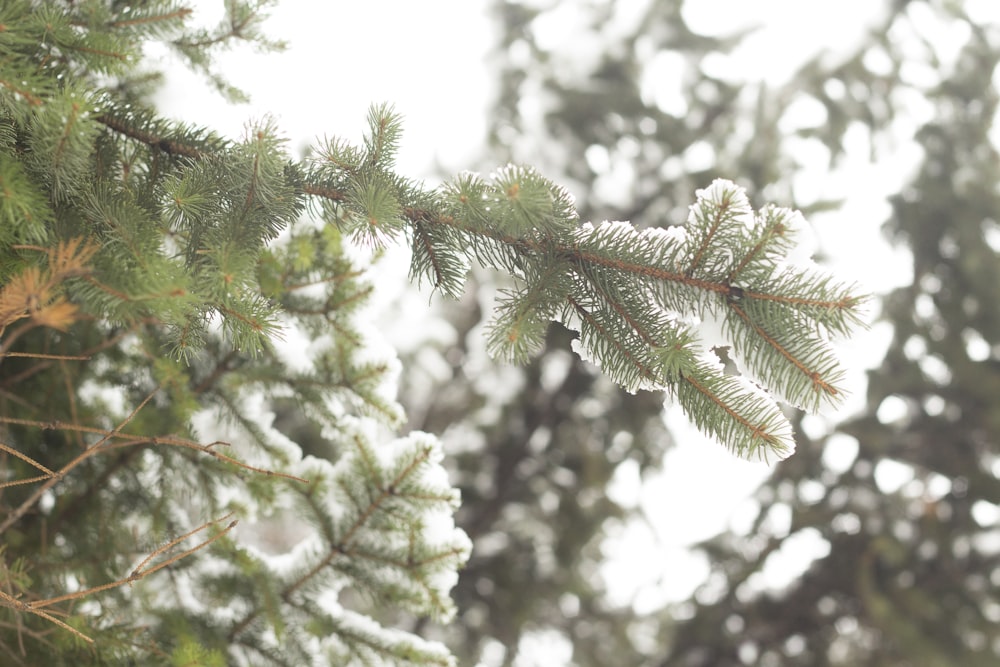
(427, 1), (1000, 665)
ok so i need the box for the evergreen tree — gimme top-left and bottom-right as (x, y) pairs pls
(0, 1), (865, 665)
(445, 0), (1000, 665)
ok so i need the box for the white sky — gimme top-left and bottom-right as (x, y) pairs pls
(157, 1), (494, 177)
(154, 1), (1000, 664)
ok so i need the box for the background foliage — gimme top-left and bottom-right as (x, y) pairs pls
(398, 0), (999, 665)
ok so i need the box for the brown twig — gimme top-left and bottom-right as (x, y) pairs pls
(0, 514), (237, 644)
(0, 384), (161, 536)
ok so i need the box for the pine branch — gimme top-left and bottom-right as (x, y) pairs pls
(103, 6), (194, 33)
(104, 96), (851, 462)
(0, 78), (44, 107)
(226, 435), (467, 657)
(296, 113), (865, 460)
(0, 513), (238, 644)
(96, 110), (215, 159)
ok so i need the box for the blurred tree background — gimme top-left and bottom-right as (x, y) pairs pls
(387, 0), (1000, 664)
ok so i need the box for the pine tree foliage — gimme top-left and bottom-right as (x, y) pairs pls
(348, 155), (863, 461)
(1, 2), (466, 665)
(0, 0), (866, 665)
(307, 105), (865, 460)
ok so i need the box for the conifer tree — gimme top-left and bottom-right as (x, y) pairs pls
(0, 1), (864, 665)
